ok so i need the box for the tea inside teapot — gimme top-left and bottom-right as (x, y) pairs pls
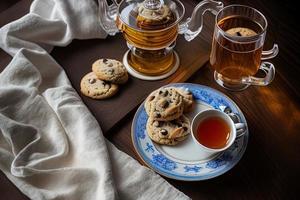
(117, 0), (180, 51)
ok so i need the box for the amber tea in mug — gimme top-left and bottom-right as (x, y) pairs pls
(211, 16), (263, 79)
(210, 5), (279, 91)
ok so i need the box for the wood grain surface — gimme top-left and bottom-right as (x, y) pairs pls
(50, 0), (214, 133)
(1, 0), (299, 199)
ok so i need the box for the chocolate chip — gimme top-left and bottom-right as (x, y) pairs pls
(160, 129), (168, 136)
(158, 89), (168, 96)
(109, 69), (115, 74)
(89, 78), (96, 84)
(164, 90), (169, 96)
(162, 101), (169, 108)
(103, 58), (108, 63)
(236, 32), (242, 36)
(149, 96), (155, 101)
(183, 127), (188, 131)
(108, 63), (113, 67)
(154, 112), (161, 118)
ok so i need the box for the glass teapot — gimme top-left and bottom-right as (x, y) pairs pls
(98, 0), (223, 80)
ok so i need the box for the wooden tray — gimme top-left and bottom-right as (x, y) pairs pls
(51, 0), (215, 133)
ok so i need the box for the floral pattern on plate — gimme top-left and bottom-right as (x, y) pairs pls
(131, 83), (248, 181)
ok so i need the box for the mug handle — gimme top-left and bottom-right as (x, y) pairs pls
(235, 123), (246, 138)
(261, 44), (279, 60)
(241, 44), (279, 86)
(227, 112), (246, 138)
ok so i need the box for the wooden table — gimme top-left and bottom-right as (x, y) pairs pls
(1, 0), (299, 199)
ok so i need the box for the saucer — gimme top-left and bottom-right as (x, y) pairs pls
(131, 83), (249, 181)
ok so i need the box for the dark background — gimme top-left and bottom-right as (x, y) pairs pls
(1, 0), (299, 199)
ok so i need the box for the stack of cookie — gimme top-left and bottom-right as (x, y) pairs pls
(80, 59), (128, 99)
(145, 87), (194, 145)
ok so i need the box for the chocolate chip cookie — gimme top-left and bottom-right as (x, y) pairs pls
(149, 87), (184, 121)
(146, 115), (190, 145)
(225, 27), (257, 37)
(136, 3), (175, 30)
(92, 58), (128, 84)
(80, 72), (118, 99)
(173, 87), (194, 112)
(144, 89), (157, 115)
(145, 86), (193, 116)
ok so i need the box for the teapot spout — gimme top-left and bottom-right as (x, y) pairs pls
(179, 0), (223, 41)
(98, 0), (119, 36)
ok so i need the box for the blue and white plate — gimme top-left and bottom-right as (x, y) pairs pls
(131, 83), (248, 181)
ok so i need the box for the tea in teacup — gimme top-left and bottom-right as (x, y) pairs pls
(191, 109), (246, 153)
(196, 116), (230, 149)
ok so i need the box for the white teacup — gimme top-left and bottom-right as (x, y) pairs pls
(191, 109), (246, 153)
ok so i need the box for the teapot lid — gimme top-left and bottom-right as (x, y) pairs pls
(118, 0), (185, 31)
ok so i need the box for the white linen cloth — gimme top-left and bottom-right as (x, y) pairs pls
(0, 0), (190, 199)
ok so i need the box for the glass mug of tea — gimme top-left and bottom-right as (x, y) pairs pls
(98, 0), (224, 80)
(210, 5), (279, 91)
(191, 109), (246, 153)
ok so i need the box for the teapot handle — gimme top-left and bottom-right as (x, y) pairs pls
(179, 0), (223, 41)
(98, 0), (119, 36)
